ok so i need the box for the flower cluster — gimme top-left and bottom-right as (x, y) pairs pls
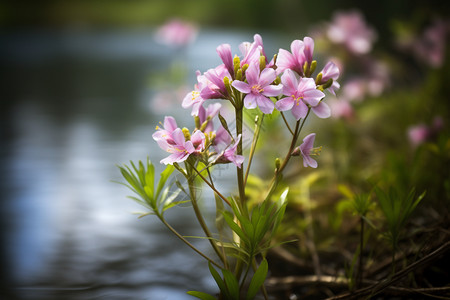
(154, 34), (339, 168)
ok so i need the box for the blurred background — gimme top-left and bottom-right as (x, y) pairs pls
(1, 0), (449, 299)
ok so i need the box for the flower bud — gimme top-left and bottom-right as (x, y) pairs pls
(310, 60), (317, 75)
(321, 78), (333, 90)
(259, 55), (266, 71)
(223, 76), (233, 96)
(194, 116), (201, 130)
(275, 158), (281, 170)
(236, 69), (243, 81)
(182, 127), (191, 141)
(315, 72), (323, 85)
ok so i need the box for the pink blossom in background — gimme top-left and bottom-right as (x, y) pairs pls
(329, 98), (354, 120)
(341, 79), (366, 102)
(408, 124), (430, 148)
(155, 19), (198, 47)
(327, 10), (377, 55)
(413, 18), (448, 68)
(407, 116), (445, 147)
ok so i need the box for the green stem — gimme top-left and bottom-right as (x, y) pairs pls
(235, 107), (247, 214)
(186, 163), (226, 265)
(187, 161), (231, 206)
(265, 108), (311, 200)
(156, 213), (221, 268)
(357, 215), (364, 289)
(244, 114), (264, 186)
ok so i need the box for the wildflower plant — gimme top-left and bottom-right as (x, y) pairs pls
(118, 34), (339, 299)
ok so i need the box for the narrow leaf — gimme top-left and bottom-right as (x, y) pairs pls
(246, 259), (268, 300)
(186, 291), (216, 300)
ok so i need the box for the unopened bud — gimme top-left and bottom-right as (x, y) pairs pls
(273, 76), (281, 85)
(310, 60), (317, 75)
(275, 158), (281, 170)
(223, 76), (233, 95)
(182, 127), (191, 141)
(199, 117), (211, 132)
(241, 64), (249, 74)
(315, 72), (323, 85)
(194, 116), (201, 130)
(259, 55), (266, 71)
(321, 78), (333, 90)
(236, 69), (243, 81)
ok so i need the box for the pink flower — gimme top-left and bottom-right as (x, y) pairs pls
(299, 133), (319, 168)
(239, 34), (266, 67)
(408, 125), (429, 148)
(200, 65), (232, 100)
(155, 19), (198, 47)
(413, 18), (448, 68)
(318, 61), (340, 95)
(182, 72), (206, 116)
(232, 63), (282, 114)
(197, 103), (222, 133)
(328, 98), (354, 119)
(217, 43), (234, 77)
(275, 70), (328, 120)
(158, 129), (205, 165)
(152, 116), (178, 144)
(276, 37), (314, 76)
(213, 135), (244, 168)
(327, 10), (377, 55)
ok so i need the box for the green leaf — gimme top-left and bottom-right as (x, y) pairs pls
(223, 211), (249, 244)
(156, 164), (175, 200)
(186, 291), (216, 300)
(246, 259), (268, 300)
(222, 269), (240, 300)
(208, 263), (228, 297)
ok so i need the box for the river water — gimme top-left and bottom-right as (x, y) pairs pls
(0, 28), (288, 299)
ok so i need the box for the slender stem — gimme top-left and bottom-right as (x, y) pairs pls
(156, 213), (221, 268)
(264, 108), (311, 200)
(244, 114), (264, 186)
(357, 215), (364, 289)
(187, 161), (231, 206)
(207, 168), (229, 270)
(280, 112), (294, 136)
(186, 163), (226, 265)
(235, 106), (248, 218)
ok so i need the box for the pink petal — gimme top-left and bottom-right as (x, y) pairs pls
(163, 116), (178, 132)
(244, 93), (258, 109)
(232, 80), (251, 94)
(216, 43), (234, 76)
(303, 156), (318, 168)
(281, 69), (299, 95)
(291, 101), (309, 120)
(255, 95), (275, 114)
(172, 128), (186, 146)
(301, 133), (316, 151)
(303, 89), (325, 106)
(245, 63), (260, 85)
(262, 84), (283, 97)
(303, 37), (314, 63)
(311, 101), (331, 119)
(259, 67), (277, 87)
(275, 97), (294, 111)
